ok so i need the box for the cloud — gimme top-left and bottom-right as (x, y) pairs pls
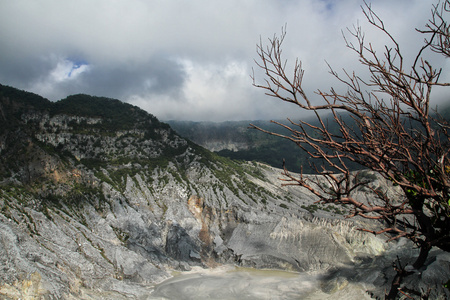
(0, 0), (446, 121)
(129, 59), (258, 121)
(47, 58), (89, 83)
(27, 56), (90, 99)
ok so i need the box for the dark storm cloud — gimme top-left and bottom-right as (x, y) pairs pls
(63, 56), (186, 101)
(0, 55), (54, 89)
(0, 53), (186, 104)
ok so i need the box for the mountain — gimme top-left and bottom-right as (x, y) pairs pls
(168, 103), (450, 175)
(0, 84), (448, 299)
(167, 120), (315, 172)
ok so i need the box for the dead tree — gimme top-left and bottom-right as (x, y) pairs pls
(252, 1), (450, 298)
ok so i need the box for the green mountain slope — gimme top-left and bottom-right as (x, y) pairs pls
(168, 120), (309, 171)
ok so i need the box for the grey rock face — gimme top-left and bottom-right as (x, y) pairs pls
(2, 162), (448, 299)
(0, 91), (448, 299)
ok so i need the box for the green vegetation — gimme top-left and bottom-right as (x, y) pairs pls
(111, 226), (130, 244)
(0, 83), (52, 111)
(169, 119), (366, 174)
(170, 108), (450, 175)
(194, 146), (272, 204)
(300, 202), (345, 215)
(52, 94), (159, 129)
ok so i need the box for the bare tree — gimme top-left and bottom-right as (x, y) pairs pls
(251, 1), (450, 298)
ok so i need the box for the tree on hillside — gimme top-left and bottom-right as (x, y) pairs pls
(251, 1), (450, 298)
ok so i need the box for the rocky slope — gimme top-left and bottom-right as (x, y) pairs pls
(0, 84), (448, 299)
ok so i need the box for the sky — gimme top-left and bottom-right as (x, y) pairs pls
(0, 0), (448, 121)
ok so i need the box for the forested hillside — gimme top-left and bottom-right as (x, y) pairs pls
(168, 104), (450, 174)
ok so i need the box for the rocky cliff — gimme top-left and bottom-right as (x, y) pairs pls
(0, 84), (448, 299)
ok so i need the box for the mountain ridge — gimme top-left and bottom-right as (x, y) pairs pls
(168, 102), (450, 174)
(0, 84), (448, 299)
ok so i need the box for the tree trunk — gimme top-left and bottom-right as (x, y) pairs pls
(386, 271), (404, 300)
(385, 242), (431, 299)
(413, 241), (431, 269)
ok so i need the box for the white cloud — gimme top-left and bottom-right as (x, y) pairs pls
(0, 0), (446, 121)
(50, 59), (90, 82)
(129, 59), (265, 121)
(26, 56), (90, 100)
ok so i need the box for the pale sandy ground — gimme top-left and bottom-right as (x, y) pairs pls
(148, 266), (372, 300)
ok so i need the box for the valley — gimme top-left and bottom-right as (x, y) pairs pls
(0, 84), (448, 299)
